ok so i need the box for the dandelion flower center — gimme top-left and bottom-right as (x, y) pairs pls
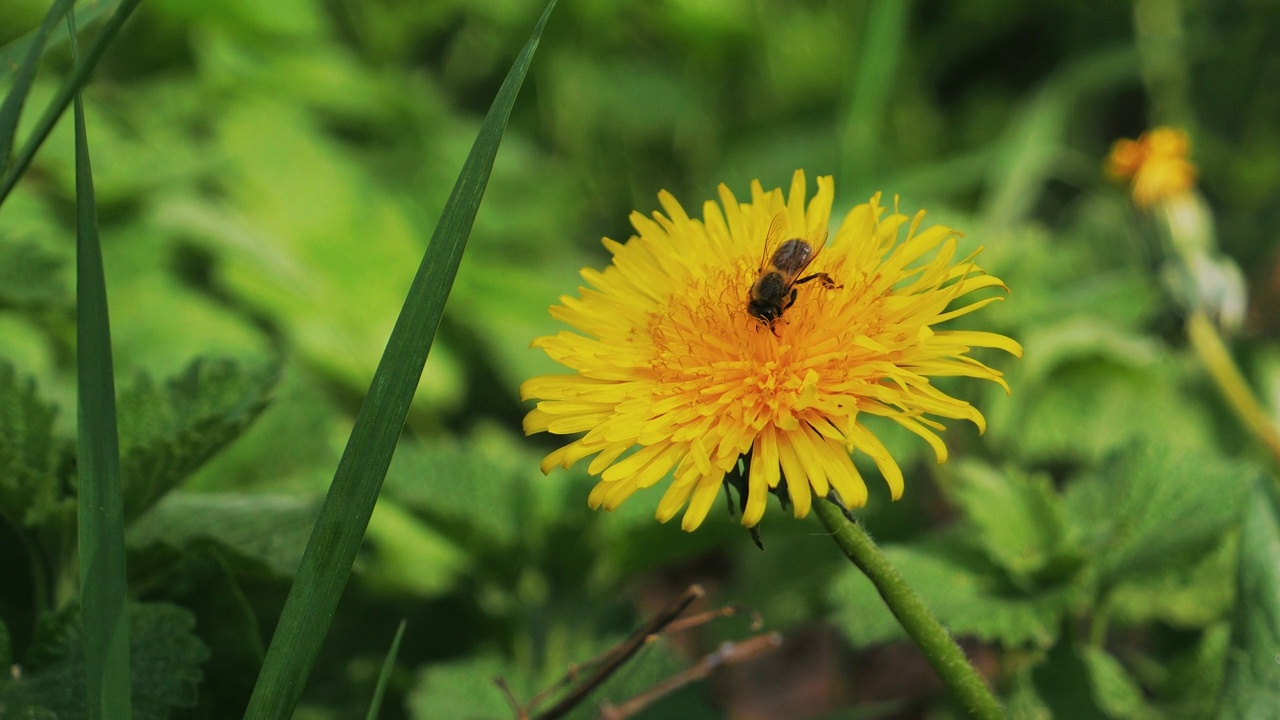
(521, 171), (1021, 531)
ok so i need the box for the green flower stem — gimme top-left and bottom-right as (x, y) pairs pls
(813, 500), (1003, 719)
(1186, 310), (1280, 468)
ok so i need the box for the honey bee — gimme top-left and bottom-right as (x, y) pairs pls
(747, 215), (837, 333)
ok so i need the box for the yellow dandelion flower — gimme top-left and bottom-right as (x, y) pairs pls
(1106, 127), (1198, 208)
(521, 171), (1022, 531)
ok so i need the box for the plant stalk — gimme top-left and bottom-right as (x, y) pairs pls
(814, 499), (1003, 719)
(1186, 310), (1280, 467)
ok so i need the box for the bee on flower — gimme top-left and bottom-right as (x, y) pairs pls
(521, 171), (1021, 531)
(746, 215), (839, 335)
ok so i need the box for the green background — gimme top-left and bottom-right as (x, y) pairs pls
(2, 0), (1279, 717)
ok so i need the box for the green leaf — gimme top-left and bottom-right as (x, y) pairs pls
(70, 17), (131, 715)
(940, 461), (1078, 584)
(1064, 443), (1255, 587)
(127, 491), (321, 578)
(0, 238), (69, 309)
(0, 0), (74, 177)
(1108, 533), (1237, 629)
(1159, 622), (1229, 719)
(244, 3), (559, 717)
(116, 358), (280, 521)
(0, 0), (144, 206)
(181, 362), (345, 494)
(0, 360), (62, 528)
(996, 322), (1216, 464)
(406, 655), (518, 720)
(127, 542), (269, 714)
(1031, 640), (1110, 719)
(1003, 667), (1054, 720)
(829, 535), (1069, 648)
(362, 497), (468, 597)
(1010, 317), (1163, 388)
(405, 641), (697, 720)
(0, 602), (209, 720)
(1216, 482), (1280, 719)
(1081, 646), (1152, 720)
(174, 96), (463, 408)
(382, 427), (538, 549)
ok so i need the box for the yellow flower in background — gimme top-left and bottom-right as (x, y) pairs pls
(1106, 127), (1198, 208)
(521, 171), (1021, 531)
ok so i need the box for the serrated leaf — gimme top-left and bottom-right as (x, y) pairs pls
(0, 602), (210, 720)
(1064, 443), (1255, 587)
(0, 238), (69, 308)
(941, 461), (1076, 583)
(829, 535), (1068, 648)
(127, 491), (321, 577)
(0, 360), (62, 528)
(116, 357), (280, 522)
(1081, 646), (1152, 720)
(1216, 482), (1280, 719)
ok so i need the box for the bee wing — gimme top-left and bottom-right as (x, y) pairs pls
(786, 228), (829, 279)
(809, 228), (829, 255)
(757, 213), (788, 271)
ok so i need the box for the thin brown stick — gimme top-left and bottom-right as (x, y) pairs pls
(597, 632), (783, 720)
(664, 604), (763, 634)
(528, 585), (706, 720)
(494, 676), (528, 720)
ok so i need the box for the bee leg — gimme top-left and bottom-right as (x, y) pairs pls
(796, 272), (839, 288)
(784, 288), (798, 310)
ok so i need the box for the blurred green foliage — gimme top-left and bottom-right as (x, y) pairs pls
(2, 0), (1279, 718)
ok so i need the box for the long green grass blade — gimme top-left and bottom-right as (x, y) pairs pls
(840, 0), (910, 191)
(0, 0), (75, 176)
(0, 0), (121, 82)
(364, 620), (407, 720)
(0, 0), (143, 208)
(242, 2), (559, 718)
(69, 9), (133, 720)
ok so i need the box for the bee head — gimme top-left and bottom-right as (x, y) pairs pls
(747, 297), (781, 325)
